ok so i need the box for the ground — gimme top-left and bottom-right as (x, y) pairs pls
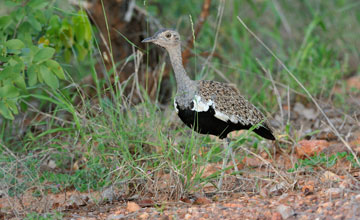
(1, 1), (360, 219)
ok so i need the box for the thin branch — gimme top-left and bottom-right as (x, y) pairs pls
(182, 0), (211, 66)
(256, 58), (284, 128)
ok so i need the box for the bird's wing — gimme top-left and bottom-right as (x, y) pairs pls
(195, 80), (267, 127)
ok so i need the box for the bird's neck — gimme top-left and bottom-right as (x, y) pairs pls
(167, 45), (194, 95)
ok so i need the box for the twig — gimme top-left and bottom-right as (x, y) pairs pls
(182, 0), (211, 66)
(256, 58), (284, 128)
(287, 85), (290, 126)
(236, 16), (360, 166)
(200, 0), (225, 75)
(272, 0), (291, 36)
(124, 0), (136, 22)
(133, 47), (145, 104)
(238, 144), (290, 185)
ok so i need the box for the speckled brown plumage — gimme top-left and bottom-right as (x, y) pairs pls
(197, 80), (267, 127)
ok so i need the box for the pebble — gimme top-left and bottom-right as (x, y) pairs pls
(184, 213), (192, 220)
(102, 186), (116, 203)
(321, 171), (341, 182)
(355, 194), (360, 201)
(326, 188), (342, 198)
(321, 202), (332, 209)
(106, 214), (125, 220)
(139, 212), (149, 219)
(126, 202), (141, 212)
(271, 212), (283, 220)
(276, 204), (294, 219)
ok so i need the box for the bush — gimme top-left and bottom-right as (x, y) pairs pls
(0, 0), (92, 120)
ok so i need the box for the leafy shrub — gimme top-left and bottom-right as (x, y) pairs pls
(0, 0), (92, 120)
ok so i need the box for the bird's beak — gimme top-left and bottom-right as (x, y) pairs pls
(141, 36), (156, 43)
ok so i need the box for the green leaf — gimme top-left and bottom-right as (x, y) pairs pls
(0, 66), (17, 80)
(75, 44), (88, 61)
(0, 16), (12, 30)
(46, 60), (65, 79)
(27, 65), (38, 86)
(28, 15), (42, 32)
(14, 75), (26, 90)
(77, 10), (92, 43)
(60, 19), (74, 48)
(0, 101), (14, 120)
(5, 39), (25, 50)
(7, 99), (18, 115)
(28, 0), (49, 9)
(0, 85), (19, 98)
(64, 48), (72, 63)
(39, 65), (59, 89)
(33, 47), (55, 64)
(73, 17), (85, 44)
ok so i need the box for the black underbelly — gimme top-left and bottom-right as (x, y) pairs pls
(177, 106), (275, 140)
(177, 106), (250, 139)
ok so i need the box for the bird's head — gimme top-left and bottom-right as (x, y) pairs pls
(142, 29), (180, 49)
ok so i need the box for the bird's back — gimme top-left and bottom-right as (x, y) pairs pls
(175, 80), (275, 140)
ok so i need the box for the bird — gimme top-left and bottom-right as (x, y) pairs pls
(142, 28), (275, 189)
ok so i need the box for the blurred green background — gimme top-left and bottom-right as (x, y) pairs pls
(0, 0), (359, 217)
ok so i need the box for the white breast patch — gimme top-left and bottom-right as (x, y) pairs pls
(174, 100), (179, 113)
(190, 95), (251, 125)
(190, 95), (233, 123)
(191, 95), (213, 112)
(214, 110), (230, 122)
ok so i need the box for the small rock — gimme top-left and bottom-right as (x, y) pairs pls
(276, 204), (294, 219)
(138, 199), (155, 207)
(350, 133), (360, 150)
(347, 75), (360, 91)
(66, 194), (88, 208)
(355, 194), (360, 201)
(194, 196), (212, 205)
(184, 213), (192, 220)
(326, 188), (342, 198)
(0, 190), (5, 198)
(271, 212), (283, 220)
(47, 160), (57, 169)
(316, 206), (323, 214)
(293, 102), (317, 120)
(102, 186), (116, 203)
(339, 179), (350, 189)
(269, 182), (287, 196)
(301, 180), (314, 196)
(224, 203), (243, 208)
(322, 202), (332, 209)
(260, 187), (269, 197)
(107, 214), (125, 220)
(321, 171), (341, 182)
(139, 212), (149, 219)
(127, 202), (141, 212)
(296, 140), (330, 158)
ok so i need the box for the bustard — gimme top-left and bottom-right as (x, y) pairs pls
(142, 29), (275, 189)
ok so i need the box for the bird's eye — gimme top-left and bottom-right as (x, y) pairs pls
(165, 33), (171, 38)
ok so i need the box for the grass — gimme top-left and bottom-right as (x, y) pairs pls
(287, 152), (350, 172)
(1, 0), (360, 217)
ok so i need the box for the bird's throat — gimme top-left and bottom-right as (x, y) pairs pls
(167, 45), (194, 95)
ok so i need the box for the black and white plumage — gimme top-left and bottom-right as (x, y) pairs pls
(142, 29), (275, 189)
(174, 80), (275, 140)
